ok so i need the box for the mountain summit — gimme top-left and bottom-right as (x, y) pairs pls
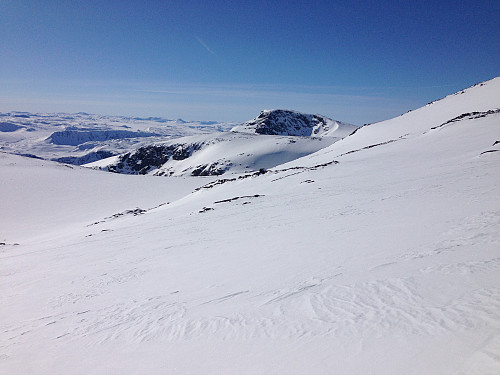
(231, 109), (357, 137)
(88, 110), (356, 176)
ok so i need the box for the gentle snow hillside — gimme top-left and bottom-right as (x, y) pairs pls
(0, 153), (214, 240)
(231, 109), (357, 137)
(0, 112), (235, 164)
(1, 78), (500, 375)
(86, 131), (338, 176)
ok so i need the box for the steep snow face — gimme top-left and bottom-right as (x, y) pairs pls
(87, 131), (337, 176)
(231, 109), (357, 137)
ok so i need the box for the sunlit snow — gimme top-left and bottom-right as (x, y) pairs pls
(1, 79), (499, 375)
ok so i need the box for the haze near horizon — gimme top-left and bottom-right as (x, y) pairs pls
(1, 0), (499, 124)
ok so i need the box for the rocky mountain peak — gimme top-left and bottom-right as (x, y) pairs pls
(231, 109), (357, 137)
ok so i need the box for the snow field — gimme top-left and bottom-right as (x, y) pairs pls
(1, 78), (500, 374)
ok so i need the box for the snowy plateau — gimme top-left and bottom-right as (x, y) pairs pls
(1, 78), (500, 375)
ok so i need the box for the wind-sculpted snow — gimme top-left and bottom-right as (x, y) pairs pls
(231, 109), (357, 137)
(1, 78), (500, 375)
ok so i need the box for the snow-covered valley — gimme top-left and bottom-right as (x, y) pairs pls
(1, 78), (500, 374)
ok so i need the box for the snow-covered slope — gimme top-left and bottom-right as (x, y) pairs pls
(231, 109), (357, 137)
(0, 112), (235, 164)
(87, 110), (356, 177)
(281, 77), (500, 169)
(1, 79), (500, 375)
(87, 131), (337, 176)
(0, 153), (214, 241)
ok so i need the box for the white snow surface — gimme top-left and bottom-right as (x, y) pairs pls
(1, 78), (500, 374)
(281, 77), (500, 169)
(86, 131), (338, 176)
(0, 112), (235, 164)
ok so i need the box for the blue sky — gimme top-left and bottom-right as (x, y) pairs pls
(1, 0), (499, 124)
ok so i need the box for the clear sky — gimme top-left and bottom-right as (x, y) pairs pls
(1, 0), (499, 124)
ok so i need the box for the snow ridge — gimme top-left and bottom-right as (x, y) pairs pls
(89, 131), (338, 177)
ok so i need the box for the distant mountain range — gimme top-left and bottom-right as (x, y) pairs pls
(0, 109), (357, 176)
(0, 112), (235, 165)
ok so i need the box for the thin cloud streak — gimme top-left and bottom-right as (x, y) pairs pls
(195, 36), (216, 55)
(133, 84), (396, 102)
